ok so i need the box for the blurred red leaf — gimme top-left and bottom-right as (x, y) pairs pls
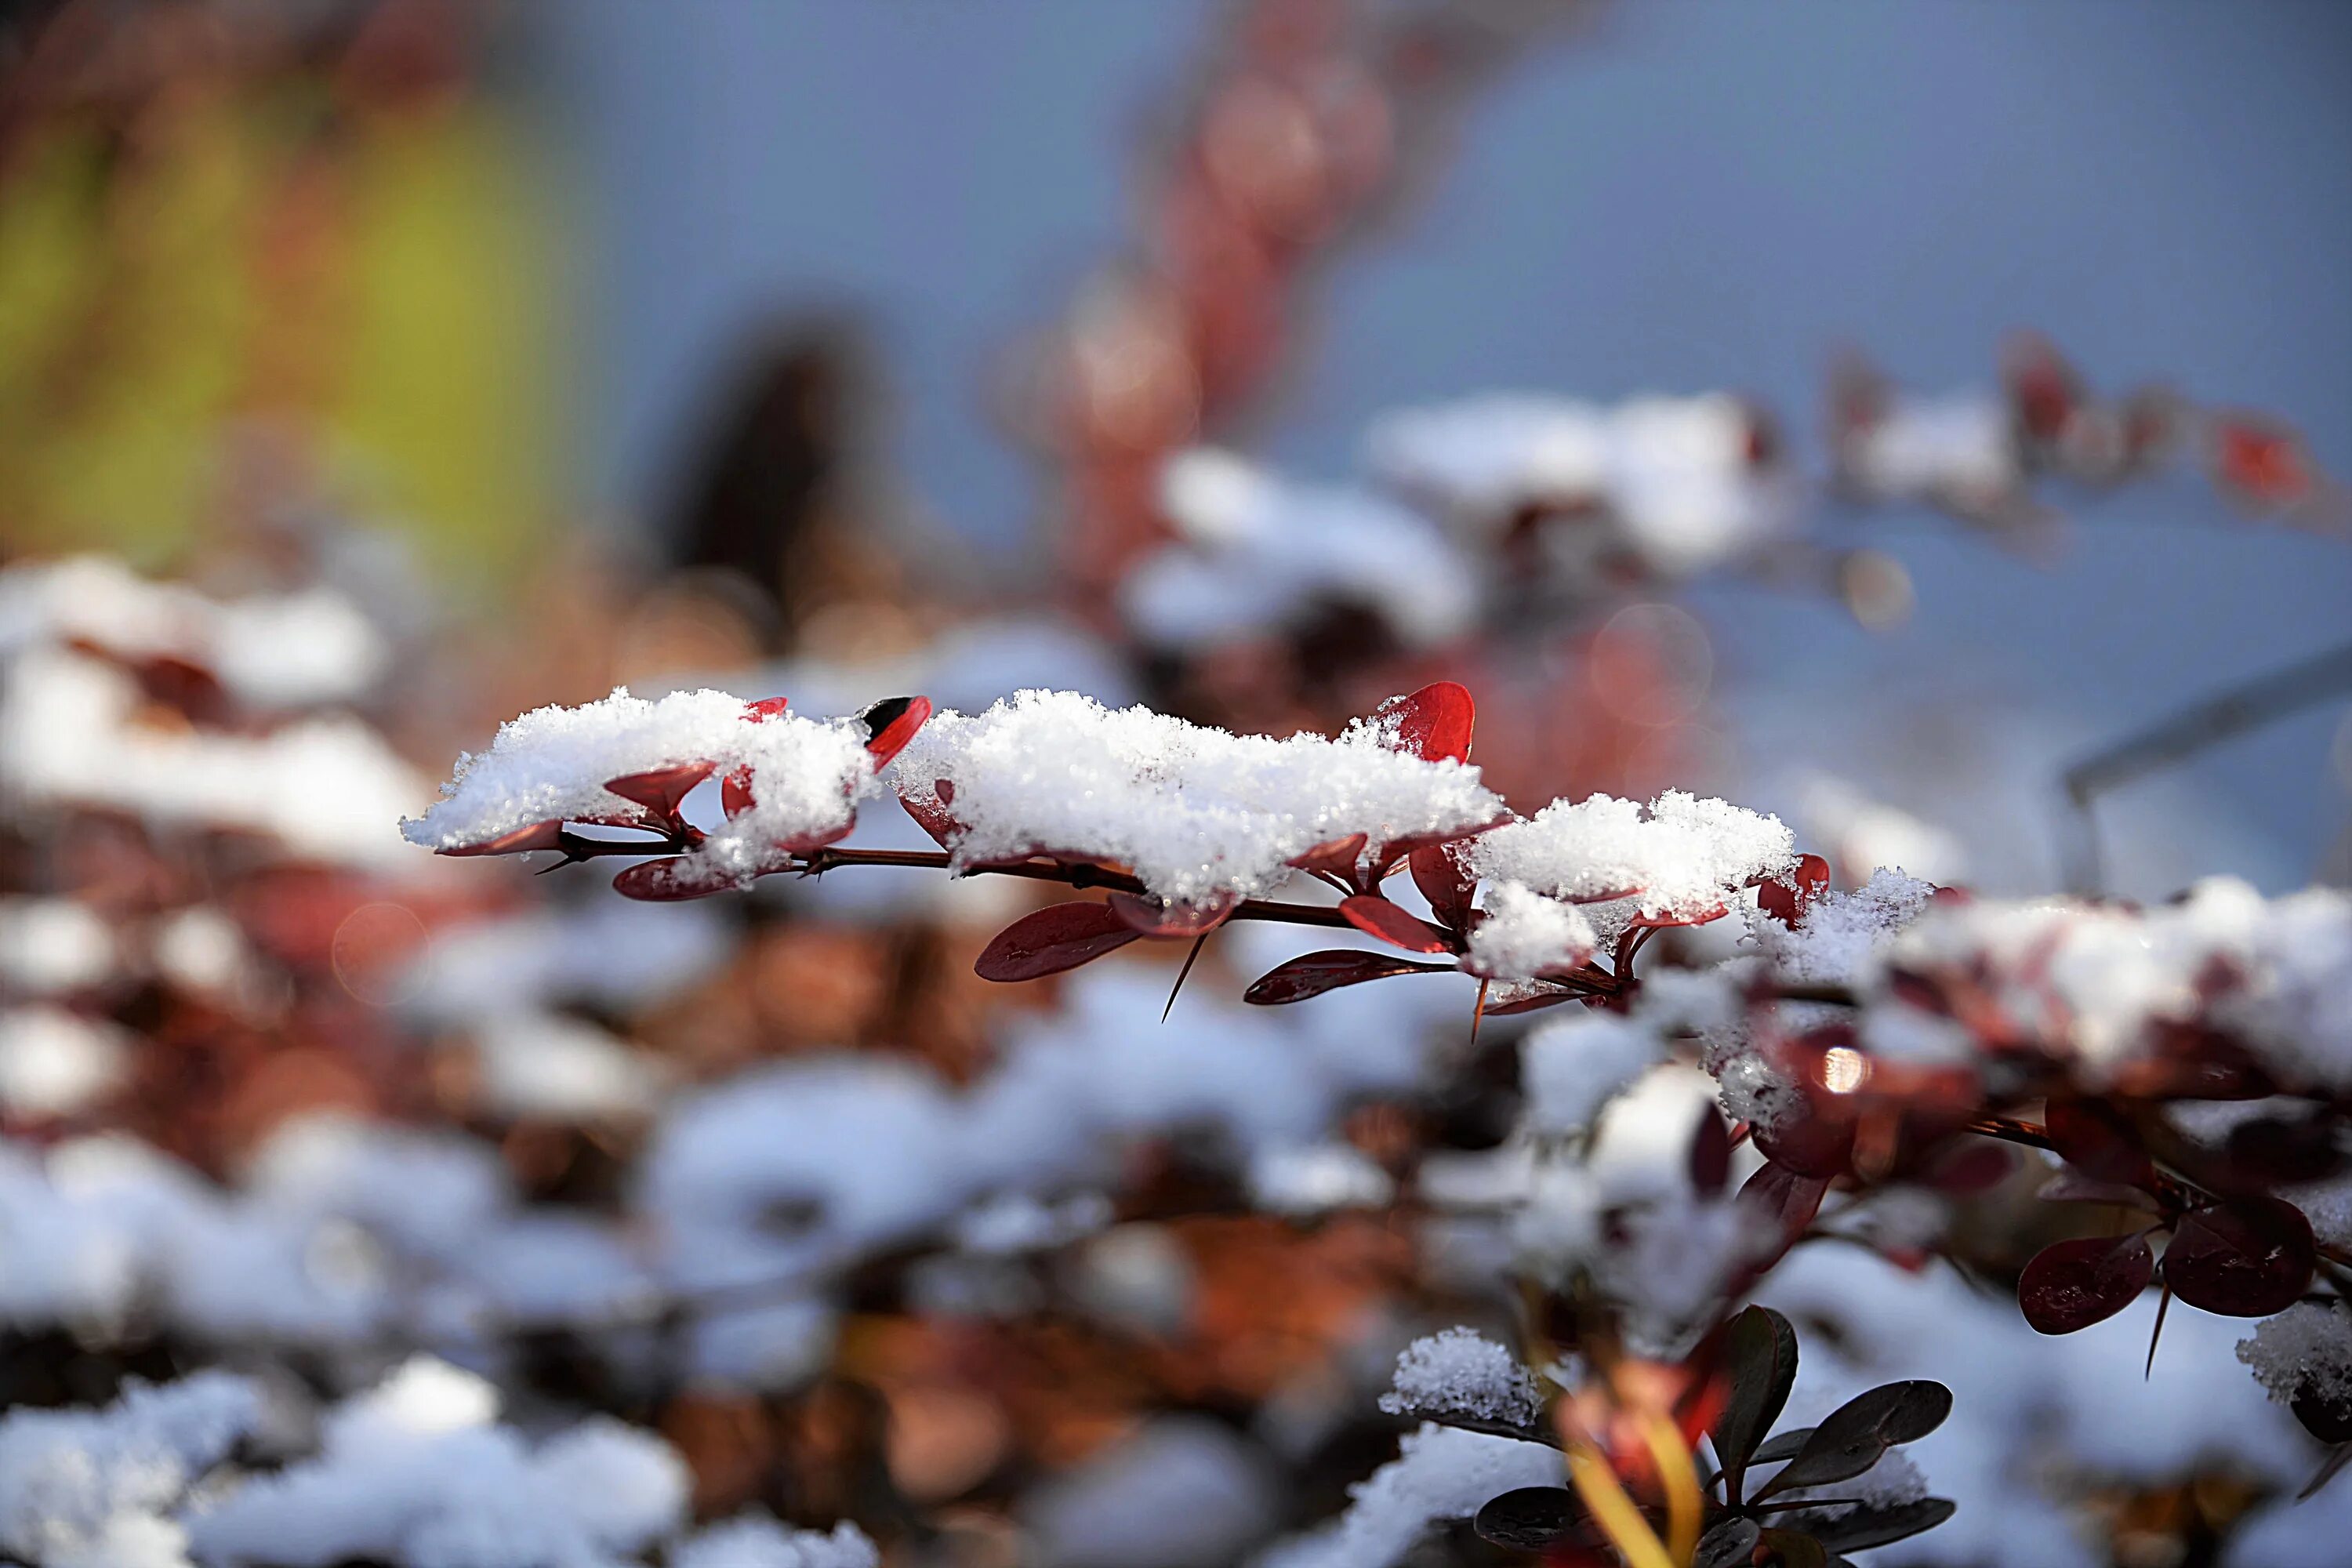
(1338, 895), (1452, 953)
(2045, 1099), (2158, 1187)
(974, 902), (1142, 982)
(1243, 949), (1454, 1005)
(1738, 1159), (1829, 1263)
(612, 856), (735, 902)
(2019, 1232), (2154, 1334)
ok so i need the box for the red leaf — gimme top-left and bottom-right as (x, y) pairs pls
(612, 856), (736, 902)
(2019, 1232), (2154, 1334)
(2045, 1099), (2157, 1187)
(604, 761), (715, 818)
(860, 695), (932, 768)
(1243, 949), (1454, 1005)
(1738, 1160), (1829, 1264)
(1481, 988), (1580, 1018)
(1106, 891), (1235, 936)
(1757, 854), (1831, 930)
(1288, 833), (1368, 879)
(2165, 1198), (2315, 1317)
(1371, 681), (1475, 764)
(1688, 1105), (1734, 1196)
(742, 696), (791, 720)
(974, 902), (1142, 982)
(897, 779), (964, 849)
(2213, 418), (2314, 507)
(721, 767), (756, 818)
(1410, 841), (1477, 931)
(1338, 895), (1454, 954)
(1751, 1098), (1857, 1180)
(438, 819), (567, 857)
(1922, 1139), (2018, 1195)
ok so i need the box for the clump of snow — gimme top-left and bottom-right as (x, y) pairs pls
(890, 689), (1504, 906)
(0, 1370), (257, 1568)
(404, 688), (879, 890)
(188, 1356), (687, 1568)
(1363, 393), (1788, 575)
(672, 1517), (879, 1568)
(0, 648), (424, 866)
(1468, 791), (1795, 922)
(466, 1012), (666, 1123)
(0, 1007), (129, 1118)
(0, 555), (388, 710)
(1463, 884), (1598, 982)
(1519, 1012), (1664, 1137)
(1377, 1328), (1543, 1428)
(1123, 448), (1477, 651)
(2237, 1303), (2352, 1410)
(1880, 879), (2352, 1086)
(1747, 868), (1937, 986)
(1253, 1423), (1560, 1568)
(1247, 1143), (1394, 1218)
(0, 899), (117, 997)
(1838, 394), (2020, 509)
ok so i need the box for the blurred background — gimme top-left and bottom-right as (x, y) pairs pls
(2, 2), (2350, 1564)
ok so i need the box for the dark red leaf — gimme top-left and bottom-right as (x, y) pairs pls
(2220, 1112), (2350, 1188)
(2019, 1232), (2155, 1334)
(897, 779), (963, 849)
(1757, 853), (1831, 930)
(1738, 1159), (1829, 1264)
(721, 767), (756, 818)
(860, 695), (932, 768)
(1754, 1381), (1951, 1498)
(1287, 833), (1368, 878)
(1242, 949), (1454, 1005)
(1713, 1305), (1798, 1504)
(1814, 1498), (1957, 1553)
(1479, 987), (1579, 1018)
(2045, 1098), (2157, 1186)
(604, 761), (715, 818)
(1922, 1139), (2018, 1195)
(742, 696), (791, 720)
(1688, 1105), (1734, 1196)
(1409, 841), (1477, 931)
(1693, 1518), (1762, 1568)
(2037, 1171), (2161, 1210)
(973, 902), (1142, 982)
(2165, 1198), (2315, 1317)
(2295, 1387), (2352, 1446)
(1338, 895), (1454, 954)
(1471, 1487), (1581, 1551)
(1372, 681), (1475, 764)
(1751, 1098), (1857, 1180)
(438, 819), (567, 857)
(1628, 902), (1729, 931)
(611, 856), (735, 902)
(1755, 1529), (1828, 1568)
(1106, 891), (1234, 936)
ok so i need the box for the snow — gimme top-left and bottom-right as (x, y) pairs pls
(0, 1370), (257, 1568)
(1840, 394), (2020, 506)
(466, 1012), (667, 1123)
(397, 900), (729, 1027)
(188, 1356), (688, 1568)
(1468, 791), (1795, 922)
(0, 1007), (129, 1118)
(2238, 1303), (2352, 1410)
(1519, 1011), (1664, 1137)
(1377, 1328), (1543, 1428)
(1023, 1417), (1276, 1568)
(0, 898), (117, 996)
(1, 648), (425, 866)
(403, 687), (879, 890)
(1463, 884), (1598, 982)
(0, 555), (389, 710)
(672, 1518), (878, 1568)
(1123, 448), (1477, 651)
(1252, 1423), (1560, 1568)
(890, 689), (1504, 907)
(1362, 393), (1788, 575)
(1746, 867), (1937, 987)
(1247, 1142), (1395, 1217)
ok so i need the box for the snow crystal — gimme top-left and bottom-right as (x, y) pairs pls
(403, 687), (879, 891)
(1377, 1328), (1543, 1428)
(1468, 791), (1794, 921)
(891, 689), (1504, 906)
(1748, 867), (1937, 986)
(1463, 884), (1598, 982)
(1124, 448), (1477, 651)
(1519, 1012), (1664, 1137)
(673, 1517), (878, 1568)
(188, 1357), (687, 1568)
(1252, 1423), (1559, 1568)
(2238, 1303), (2352, 1410)
(0, 1370), (257, 1568)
